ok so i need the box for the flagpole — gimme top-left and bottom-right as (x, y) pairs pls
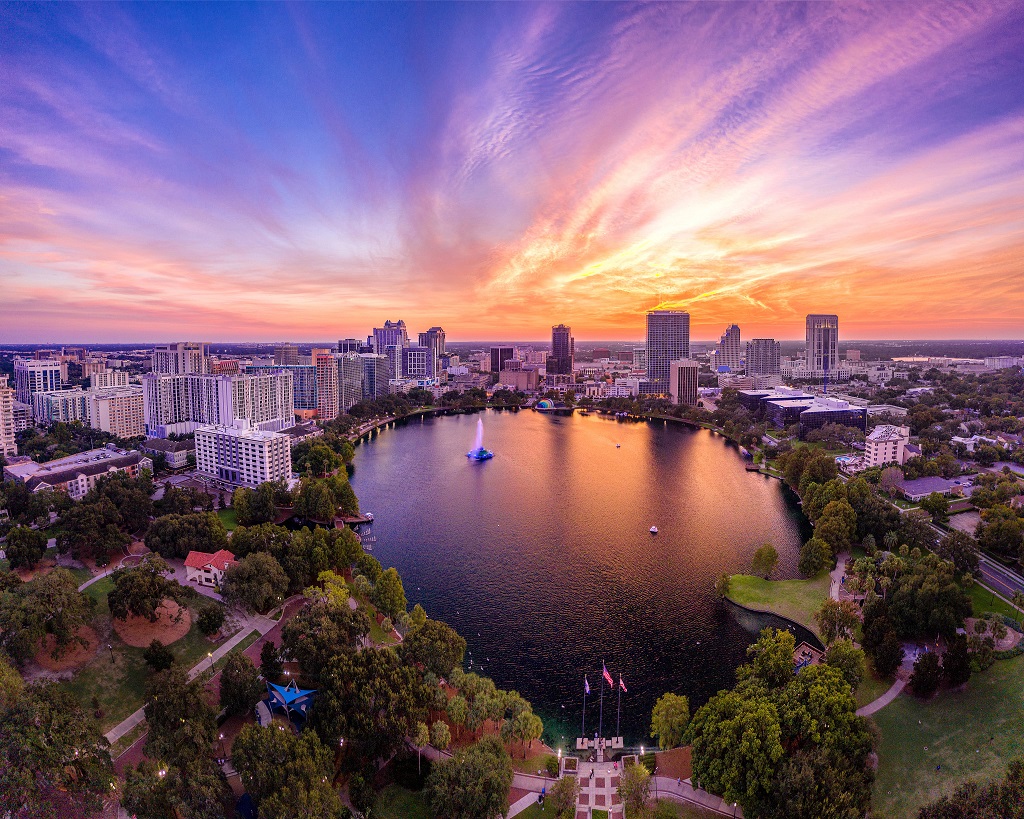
(599, 661), (605, 740)
(581, 677), (587, 740)
(616, 676), (621, 738)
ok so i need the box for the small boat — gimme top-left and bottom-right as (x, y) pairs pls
(364, 512), (374, 521)
(650, 526), (658, 534)
(616, 443), (621, 448)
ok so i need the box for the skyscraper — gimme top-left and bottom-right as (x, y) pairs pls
(274, 343), (300, 366)
(0, 375), (17, 459)
(372, 320), (409, 355)
(669, 360), (700, 406)
(746, 339), (781, 375)
(312, 348), (338, 421)
(418, 327), (446, 363)
(338, 339), (361, 354)
(13, 358), (63, 404)
(715, 324), (742, 371)
(337, 353), (365, 410)
(403, 345), (435, 378)
(805, 314), (840, 374)
(152, 342), (210, 375)
(490, 346), (515, 375)
(547, 324), (574, 375)
(646, 311), (690, 393)
(360, 354), (391, 399)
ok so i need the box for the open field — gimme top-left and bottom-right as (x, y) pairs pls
(373, 784), (432, 819)
(871, 653), (1024, 818)
(651, 801), (723, 819)
(726, 572), (831, 637)
(854, 659), (894, 709)
(217, 507), (238, 531)
(969, 582), (1024, 623)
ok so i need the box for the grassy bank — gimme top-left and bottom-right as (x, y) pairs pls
(871, 653), (1024, 818)
(726, 572), (830, 637)
(968, 582), (1024, 623)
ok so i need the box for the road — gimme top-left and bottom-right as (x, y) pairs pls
(978, 555), (1024, 602)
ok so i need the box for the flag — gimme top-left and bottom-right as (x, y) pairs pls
(619, 675), (627, 693)
(584, 676), (590, 695)
(603, 663), (614, 687)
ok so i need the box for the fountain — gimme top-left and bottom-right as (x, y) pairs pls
(466, 418), (494, 461)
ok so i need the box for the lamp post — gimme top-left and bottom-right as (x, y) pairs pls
(733, 801), (738, 817)
(654, 766), (659, 801)
(208, 651), (214, 671)
(108, 643), (114, 664)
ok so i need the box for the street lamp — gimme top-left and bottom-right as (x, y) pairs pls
(108, 643), (114, 664)
(654, 766), (659, 800)
(733, 801), (738, 817)
(208, 651), (214, 671)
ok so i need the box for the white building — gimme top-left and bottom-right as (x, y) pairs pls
(669, 359), (700, 406)
(184, 549), (237, 587)
(713, 324), (743, 372)
(195, 419), (292, 488)
(88, 386), (145, 438)
(33, 388), (90, 426)
(0, 375), (16, 459)
(90, 369), (131, 390)
(2, 445), (152, 501)
(746, 338), (781, 376)
(805, 314), (840, 375)
(151, 342), (210, 375)
(864, 425), (911, 467)
(13, 358), (63, 404)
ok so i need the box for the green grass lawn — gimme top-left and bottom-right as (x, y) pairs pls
(969, 582), (1024, 622)
(727, 572), (831, 637)
(651, 800), (723, 819)
(60, 577), (228, 732)
(68, 566), (95, 587)
(217, 507), (238, 531)
(854, 659), (895, 710)
(871, 653), (1024, 818)
(373, 784), (432, 819)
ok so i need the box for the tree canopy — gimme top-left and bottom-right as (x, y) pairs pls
(426, 736), (513, 819)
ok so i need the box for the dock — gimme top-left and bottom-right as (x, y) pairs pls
(336, 513), (375, 525)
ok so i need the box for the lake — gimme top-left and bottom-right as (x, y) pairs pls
(350, 408), (813, 748)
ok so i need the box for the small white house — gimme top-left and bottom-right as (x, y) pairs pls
(184, 549), (237, 587)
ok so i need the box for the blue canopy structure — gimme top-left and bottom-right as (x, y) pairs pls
(266, 679), (316, 722)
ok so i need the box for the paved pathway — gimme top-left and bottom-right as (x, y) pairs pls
(652, 777), (743, 816)
(576, 761), (622, 818)
(829, 551), (850, 601)
(856, 678), (907, 716)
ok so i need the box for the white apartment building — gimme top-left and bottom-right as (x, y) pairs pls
(0, 375), (16, 459)
(864, 425), (911, 467)
(90, 369), (131, 389)
(195, 420), (292, 488)
(151, 342), (210, 375)
(13, 358), (63, 404)
(88, 387), (145, 438)
(143, 372), (295, 437)
(33, 388), (89, 425)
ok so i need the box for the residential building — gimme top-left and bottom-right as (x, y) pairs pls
(80, 360), (107, 379)
(90, 369), (130, 389)
(593, 348), (611, 360)
(151, 342), (209, 375)
(490, 346), (515, 376)
(646, 311), (690, 393)
(209, 359), (240, 375)
(2, 445), (152, 501)
(11, 402), (32, 432)
(714, 325), (742, 372)
(247, 364), (317, 413)
(547, 325), (574, 375)
(281, 421), (324, 447)
(142, 372), (295, 437)
(896, 476), (960, 503)
(360, 354), (391, 399)
(632, 347), (647, 369)
(337, 353), (365, 411)
(184, 549), (237, 587)
(33, 388), (89, 426)
(805, 314), (840, 375)
(746, 339), (781, 376)
(0, 375), (16, 459)
(669, 359), (700, 406)
(194, 419), (292, 488)
(864, 425), (911, 467)
(274, 343), (300, 366)
(87, 386), (145, 438)
(497, 368), (539, 392)
(312, 349), (339, 421)
(846, 349), (862, 361)
(140, 438), (195, 470)
(13, 358), (62, 404)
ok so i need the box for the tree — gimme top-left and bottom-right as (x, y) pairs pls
(920, 492), (950, 524)
(0, 674), (115, 817)
(108, 556), (183, 622)
(873, 631), (905, 679)
(618, 761), (652, 817)
(4, 525), (47, 570)
(426, 736), (513, 819)
(751, 543), (779, 579)
(295, 480), (337, 522)
(414, 721), (431, 775)
(942, 634), (972, 687)
(0, 568), (96, 663)
(222, 552), (289, 613)
(260, 640), (284, 682)
(280, 602), (371, 676)
(143, 639), (175, 672)
(823, 639), (866, 690)
(880, 467), (904, 497)
(372, 566), (407, 620)
(715, 572), (731, 598)
(814, 599), (861, 645)
(144, 512), (228, 559)
(122, 759), (227, 819)
(917, 757), (1024, 819)
(909, 651), (942, 698)
(232, 724), (344, 819)
(409, 602), (428, 631)
(402, 618), (467, 677)
(738, 627), (796, 689)
(56, 497), (130, 565)
(447, 695), (469, 739)
(143, 664), (217, 770)
(430, 719), (452, 752)
(975, 506), (1024, 561)
(304, 569), (351, 609)
(196, 601), (225, 636)
(798, 537), (833, 577)
(220, 652), (263, 716)
(549, 773), (580, 819)
(935, 531), (980, 577)
(650, 692), (690, 750)
(815, 500), (858, 553)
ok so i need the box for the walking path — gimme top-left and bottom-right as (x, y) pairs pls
(576, 761), (622, 818)
(856, 678), (906, 716)
(829, 551), (850, 601)
(652, 776), (743, 816)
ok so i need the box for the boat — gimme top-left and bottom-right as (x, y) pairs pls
(364, 512), (374, 521)
(616, 443), (621, 448)
(650, 526), (658, 534)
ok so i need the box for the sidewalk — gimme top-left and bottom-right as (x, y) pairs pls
(856, 678), (906, 716)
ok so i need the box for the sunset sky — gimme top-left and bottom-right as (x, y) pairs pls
(2, 1), (1023, 342)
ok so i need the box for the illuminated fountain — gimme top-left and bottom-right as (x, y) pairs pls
(466, 418), (494, 461)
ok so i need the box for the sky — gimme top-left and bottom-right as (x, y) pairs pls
(2, 2), (1023, 343)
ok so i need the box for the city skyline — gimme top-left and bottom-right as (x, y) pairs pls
(3, 2), (1024, 342)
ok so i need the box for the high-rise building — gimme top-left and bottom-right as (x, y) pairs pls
(360, 354), (391, 399)
(864, 425), (910, 468)
(33, 389), (90, 425)
(152, 342), (209, 375)
(90, 369), (131, 390)
(805, 314), (840, 375)
(403, 345), (436, 379)
(418, 327), (446, 366)
(746, 339), (781, 376)
(715, 325), (742, 372)
(274, 343), (300, 366)
(490, 346), (515, 375)
(547, 325), (574, 375)
(13, 358), (63, 404)
(195, 420), (292, 488)
(87, 387), (145, 438)
(80, 360), (107, 379)
(373, 320), (409, 355)
(338, 338), (361, 354)
(337, 353), (365, 411)
(248, 364), (317, 411)
(0, 375), (16, 459)
(669, 360), (700, 406)
(646, 311), (690, 393)
(312, 349), (338, 421)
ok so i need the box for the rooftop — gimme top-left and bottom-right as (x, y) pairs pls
(141, 438), (195, 453)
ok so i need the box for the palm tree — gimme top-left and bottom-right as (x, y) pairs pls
(883, 531), (899, 552)
(1012, 590), (1024, 631)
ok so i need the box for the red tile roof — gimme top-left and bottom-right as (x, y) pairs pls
(184, 549), (237, 571)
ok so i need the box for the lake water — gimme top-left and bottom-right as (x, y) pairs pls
(350, 409), (813, 748)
